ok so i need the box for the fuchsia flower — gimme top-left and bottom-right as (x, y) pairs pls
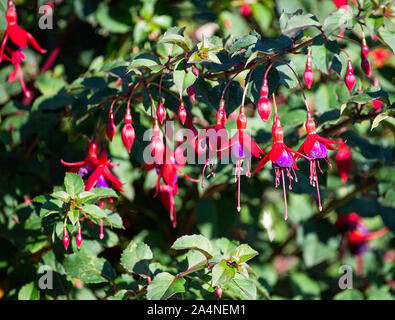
(187, 101), (228, 188)
(144, 140), (199, 227)
(303, 49), (314, 89)
(335, 212), (388, 256)
(219, 106), (264, 212)
(372, 76), (383, 111)
(296, 111), (342, 211)
(61, 141), (125, 192)
(252, 114), (310, 220)
(0, 1), (46, 98)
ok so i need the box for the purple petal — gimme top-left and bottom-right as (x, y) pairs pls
(308, 141), (328, 159)
(273, 150), (293, 168)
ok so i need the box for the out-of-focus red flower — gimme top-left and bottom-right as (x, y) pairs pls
(371, 48), (392, 68)
(335, 138), (351, 183)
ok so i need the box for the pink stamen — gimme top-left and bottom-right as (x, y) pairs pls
(99, 218), (104, 240)
(281, 170), (288, 220)
(237, 160), (241, 212)
(201, 158), (209, 188)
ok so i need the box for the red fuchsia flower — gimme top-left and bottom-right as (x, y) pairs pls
(143, 144), (199, 227)
(61, 142), (125, 192)
(84, 150), (126, 192)
(61, 140), (99, 175)
(335, 212), (389, 256)
(157, 99), (166, 124)
(0, 1), (46, 98)
(178, 101), (187, 125)
(360, 37), (371, 77)
(296, 111), (342, 211)
(304, 49), (314, 89)
(76, 223), (83, 250)
(344, 58), (356, 93)
(257, 79), (272, 122)
(335, 138), (351, 183)
(150, 119), (165, 165)
(219, 106), (264, 212)
(252, 114), (310, 220)
(122, 105), (135, 153)
(333, 0), (348, 8)
(106, 101), (117, 141)
(372, 76), (383, 111)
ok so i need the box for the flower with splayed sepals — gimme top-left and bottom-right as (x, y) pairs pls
(296, 111), (342, 211)
(252, 113), (311, 220)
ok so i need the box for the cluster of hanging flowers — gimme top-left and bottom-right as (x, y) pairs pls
(60, 141), (125, 250)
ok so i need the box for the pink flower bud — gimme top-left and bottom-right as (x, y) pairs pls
(345, 59), (355, 93)
(361, 38), (369, 59)
(76, 226), (83, 250)
(304, 53), (314, 89)
(216, 286), (223, 299)
(257, 96), (272, 122)
(178, 102), (187, 125)
(63, 227), (70, 251)
(361, 57), (371, 77)
(157, 101), (166, 124)
(106, 103), (117, 141)
(122, 107), (135, 153)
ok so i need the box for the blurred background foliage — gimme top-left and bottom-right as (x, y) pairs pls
(0, 0), (394, 300)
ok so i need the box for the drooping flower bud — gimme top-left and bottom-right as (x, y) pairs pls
(304, 50), (314, 89)
(106, 103), (116, 141)
(216, 286), (223, 299)
(187, 85), (196, 103)
(257, 96), (272, 122)
(178, 101), (187, 125)
(76, 225), (83, 250)
(122, 106), (135, 153)
(62, 227), (70, 251)
(345, 58), (356, 93)
(157, 100), (166, 124)
(361, 57), (371, 77)
(240, 3), (252, 17)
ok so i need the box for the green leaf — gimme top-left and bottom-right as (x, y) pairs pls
(371, 110), (395, 130)
(231, 244), (258, 264)
(81, 204), (107, 219)
(334, 289), (364, 300)
(280, 10), (321, 38)
(82, 187), (118, 201)
(378, 20), (395, 53)
(290, 272), (321, 297)
(323, 8), (353, 36)
(229, 35), (258, 56)
(147, 272), (186, 300)
(18, 282), (39, 300)
(120, 241), (152, 277)
(211, 260), (237, 287)
(64, 252), (115, 284)
(158, 26), (190, 51)
(51, 190), (71, 202)
(222, 273), (257, 300)
(96, 3), (131, 34)
(129, 53), (161, 71)
(173, 59), (197, 95)
(171, 234), (213, 259)
(64, 172), (85, 199)
(40, 199), (63, 218)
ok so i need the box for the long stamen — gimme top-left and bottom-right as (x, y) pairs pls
(281, 170), (288, 220)
(315, 168), (322, 212)
(201, 157), (209, 188)
(317, 159), (324, 174)
(237, 160), (241, 212)
(99, 218), (104, 239)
